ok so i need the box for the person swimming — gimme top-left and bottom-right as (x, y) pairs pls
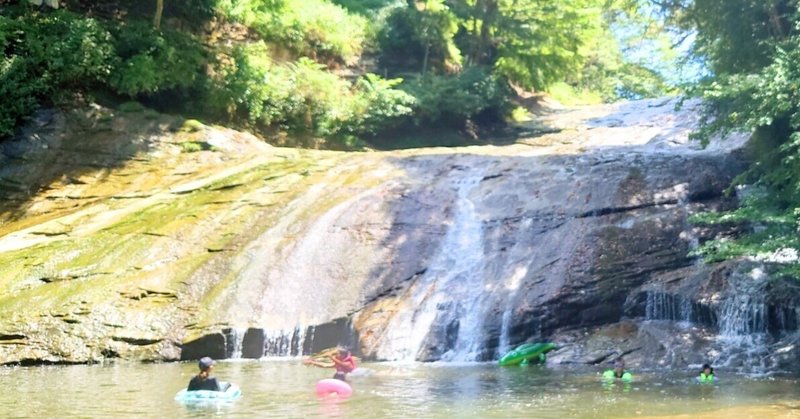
(602, 359), (633, 382)
(697, 363), (716, 383)
(330, 347), (357, 381)
(187, 357), (223, 392)
(304, 347), (358, 381)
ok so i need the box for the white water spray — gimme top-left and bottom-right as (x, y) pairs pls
(374, 172), (486, 361)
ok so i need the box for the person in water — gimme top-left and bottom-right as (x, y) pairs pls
(187, 357), (222, 391)
(305, 347), (358, 381)
(330, 347), (357, 381)
(697, 363), (716, 383)
(602, 359), (633, 382)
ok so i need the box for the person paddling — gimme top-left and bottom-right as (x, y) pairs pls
(697, 363), (716, 384)
(187, 356), (223, 392)
(602, 358), (633, 382)
(305, 347), (357, 381)
(330, 347), (357, 381)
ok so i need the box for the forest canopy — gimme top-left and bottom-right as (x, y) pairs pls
(0, 0), (678, 148)
(660, 0), (800, 276)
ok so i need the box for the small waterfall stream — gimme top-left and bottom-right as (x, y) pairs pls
(497, 263), (532, 356)
(714, 267), (771, 370)
(373, 172), (487, 361)
(718, 269), (768, 336)
(645, 289), (693, 325)
(263, 327), (307, 357)
(228, 327), (247, 359)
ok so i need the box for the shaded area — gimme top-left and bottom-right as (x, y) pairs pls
(0, 107), (179, 226)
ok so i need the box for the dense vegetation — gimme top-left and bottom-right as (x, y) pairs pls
(0, 0), (674, 149)
(668, 0), (800, 275)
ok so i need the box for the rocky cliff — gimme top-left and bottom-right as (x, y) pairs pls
(2, 99), (797, 371)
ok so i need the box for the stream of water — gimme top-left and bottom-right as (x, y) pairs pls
(1, 361), (798, 418)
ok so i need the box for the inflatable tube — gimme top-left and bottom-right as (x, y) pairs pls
(175, 382), (242, 403)
(498, 342), (556, 366)
(315, 379), (353, 398)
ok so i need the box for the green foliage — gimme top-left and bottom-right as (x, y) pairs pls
(400, 66), (510, 127)
(378, 0), (667, 105)
(563, 15), (673, 103)
(180, 141), (215, 152)
(107, 22), (206, 96)
(378, 1), (462, 73)
(490, 0), (605, 90)
(206, 42), (413, 148)
(0, 7), (113, 136)
(670, 0), (789, 75)
(546, 82), (603, 106)
(217, 0), (366, 65)
(118, 101), (147, 113)
(0, 0), (677, 148)
(330, 0), (399, 15)
(676, 0), (800, 273)
(332, 74), (416, 138)
(180, 119), (206, 132)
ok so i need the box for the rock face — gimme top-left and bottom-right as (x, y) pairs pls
(2, 99), (799, 372)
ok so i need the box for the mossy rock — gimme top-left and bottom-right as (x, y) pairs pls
(180, 119), (205, 133)
(180, 141), (216, 153)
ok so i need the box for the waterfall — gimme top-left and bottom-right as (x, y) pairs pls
(645, 289), (692, 325)
(642, 185), (702, 326)
(718, 268), (768, 336)
(227, 327), (247, 359)
(373, 172), (486, 361)
(714, 267), (770, 371)
(263, 327), (306, 357)
(496, 263), (531, 356)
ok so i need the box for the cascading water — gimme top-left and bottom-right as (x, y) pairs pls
(263, 327), (306, 357)
(645, 289), (691, 324)
(227, 327), (247, 359)
(714, 267), (770, 371)
(373, 172), (487, 361)
(718, 270), (768, 336)
(497, 262), (532, 357)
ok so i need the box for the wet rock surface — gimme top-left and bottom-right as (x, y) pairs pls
(3, 99), (800, 372)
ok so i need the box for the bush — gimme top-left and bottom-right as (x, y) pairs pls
(400, 67), (511, 127)
(0, 7), (114, 136)
(205, 41), (414, 148)
(377, 2), (461, 74)
(217, 0), (366, 65)
(344, 74), (416, 137)
(330, 0), (396, 15)
(107, 21), (206, 96)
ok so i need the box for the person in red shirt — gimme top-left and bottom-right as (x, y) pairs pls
(330, 347), (357, 381)
(304, 347), (357, 381)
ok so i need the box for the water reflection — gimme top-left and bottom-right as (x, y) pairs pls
(0, 361), (796, 418)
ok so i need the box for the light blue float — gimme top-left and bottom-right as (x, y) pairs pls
(174, 382), (242, 403)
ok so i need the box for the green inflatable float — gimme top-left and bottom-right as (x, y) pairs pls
(498, 342), (556, 366)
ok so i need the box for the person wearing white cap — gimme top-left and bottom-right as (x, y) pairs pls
(187, 356), (222, 391)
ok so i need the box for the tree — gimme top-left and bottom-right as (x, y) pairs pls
(671, 0), (800, 274)
(447, 0), (606, 90)
(377, 1), (462, 74)
(154, 0), (164, 29)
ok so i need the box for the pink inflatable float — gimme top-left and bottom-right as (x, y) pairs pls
(315, 379), (353, 398)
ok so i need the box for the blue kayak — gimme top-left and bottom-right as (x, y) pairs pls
(174, 382), (242, 402)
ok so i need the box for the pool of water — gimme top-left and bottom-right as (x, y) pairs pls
(0, 361), (798, 418)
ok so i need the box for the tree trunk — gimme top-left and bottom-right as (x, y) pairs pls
(154, 0), (164, 29)
(767, 2), (787, 39)
(422, 42), (430, 75)
(472, 0), (498, 66)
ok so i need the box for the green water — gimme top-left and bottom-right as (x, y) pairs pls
(0, 361), (798, 418)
